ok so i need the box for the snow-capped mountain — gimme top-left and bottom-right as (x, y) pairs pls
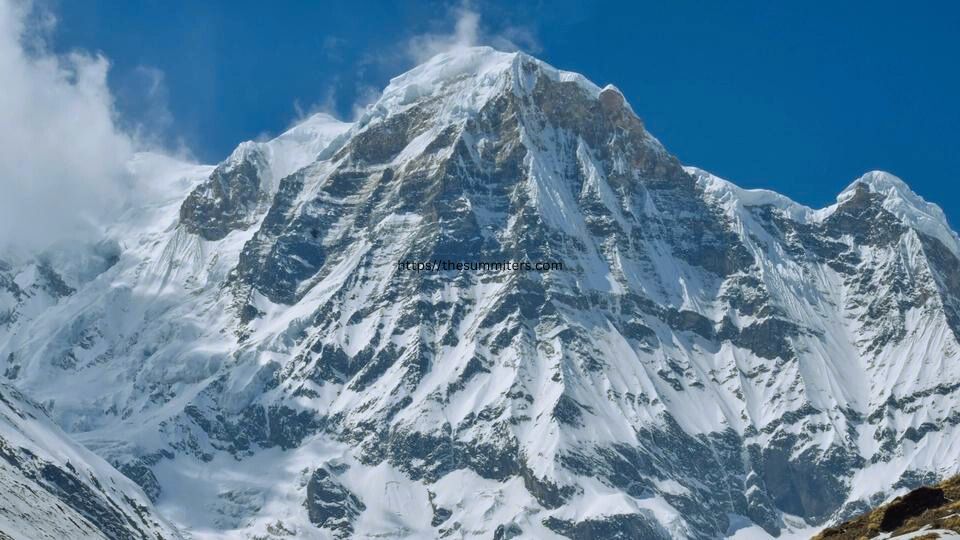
(2, 47), (959, 539)
(0, 382), (180, 539)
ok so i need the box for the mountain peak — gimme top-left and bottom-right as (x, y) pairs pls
(837, 170), (960, 255)
(838, 170), (916, 204)
(358, 46), (604, 127)
(692, 165), (960, 257)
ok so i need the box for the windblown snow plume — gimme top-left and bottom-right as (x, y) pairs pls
(406, 3), (540, 63)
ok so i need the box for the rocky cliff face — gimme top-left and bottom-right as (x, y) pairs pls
(2, 47), (959, 539)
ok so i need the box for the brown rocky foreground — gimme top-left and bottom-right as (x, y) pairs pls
(813, 476), (960, 539)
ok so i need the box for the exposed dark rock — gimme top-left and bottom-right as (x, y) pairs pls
(119, 461), (162, 503)
(919, 232), (960, 340)
(759, 442), (859, 522)
(180, 145), (268, 241)
(493, 522), (523, 540)
(732, 318), (800, 360)
(552, 394), (586, 426)
(36, 263), (74, 299)
(879, 486), (946, 532)
(543, 513), (670, 540)
(305, 467), (365, 538)
(825, 183), (906, 246)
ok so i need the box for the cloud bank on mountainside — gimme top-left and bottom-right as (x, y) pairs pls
(0, 0), (160, 253)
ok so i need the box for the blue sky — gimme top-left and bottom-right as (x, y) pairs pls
(50, 0), (960, 226)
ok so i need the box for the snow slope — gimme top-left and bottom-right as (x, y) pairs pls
(0, 383), (180, 539)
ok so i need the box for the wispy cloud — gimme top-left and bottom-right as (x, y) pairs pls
(115, 65), (176, 148)
(406, 4), (482, 63)
(406, 2), (541, 64)
(339, 2), (541, 121)
(349, 84), (382, 120)
(289, 80), (339, 126)
(0, 0), (173, 252)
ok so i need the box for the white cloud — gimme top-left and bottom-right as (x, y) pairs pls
(407, 5), (481, 64)
(349, 84), (381, 121)
(115, 65), (175, 147)
(406, 3), (541, 64)
(289, 81), (339, 129)
(0, 0), (149, 253)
